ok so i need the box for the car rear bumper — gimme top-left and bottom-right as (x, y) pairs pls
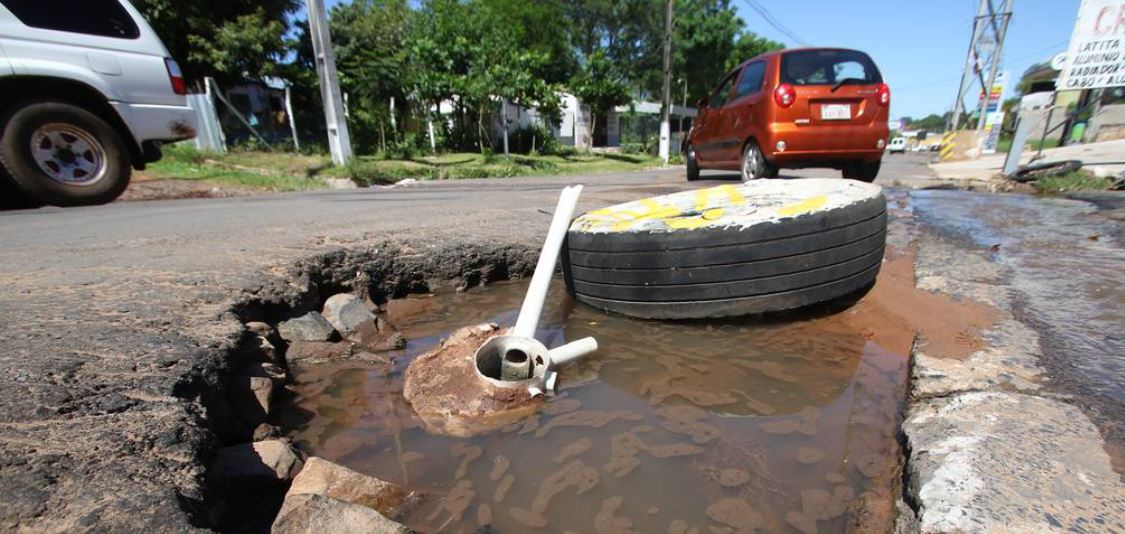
(763, 122), (887, 164)
(111, 101), (198, 145)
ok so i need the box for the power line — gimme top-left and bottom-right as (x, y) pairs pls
(895, 39), (1068, 93)
(740, 0), (809, 47)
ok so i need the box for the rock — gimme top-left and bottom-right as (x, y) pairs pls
(403, 324), (541, 437)
(210, 440), (303, 485)
(287, 457), (415, 517)
(235, 334), (281, 366)
(324, 178), (358, 190)
(272, 494), (409, 534)
(229, 375), (273, 427)
(286, 340), (355, 363)
(278, 312), (337, 342)
(253, 423), (282, 441)
(245, 321), (274, 338)
(323, 294), (378, 337)
(903, 391), (1124, 533)
(240, 361), (286, 385)
(322, 293), (357, 323)
(349, 315), (406, 352)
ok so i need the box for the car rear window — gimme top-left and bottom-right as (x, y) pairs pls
(1, 0), (140, 39)
(781, 49), (882, 86)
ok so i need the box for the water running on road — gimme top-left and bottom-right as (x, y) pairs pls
(913, 190), (1125, 467)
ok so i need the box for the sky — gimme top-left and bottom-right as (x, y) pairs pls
(730, 0), (1080, 120)
(321, 0), (1079, 120)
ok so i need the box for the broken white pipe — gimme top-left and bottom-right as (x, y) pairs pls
(547, 337), (598, 368)
(513, 185), (583, 339)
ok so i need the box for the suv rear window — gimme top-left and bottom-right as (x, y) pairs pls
(1, 0), (140, 39)
(781, 49), (881, 86)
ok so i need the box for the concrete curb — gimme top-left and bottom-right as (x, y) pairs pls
(898, 233), (1125, 533)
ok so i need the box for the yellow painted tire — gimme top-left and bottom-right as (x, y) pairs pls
(563, 179), (886, 319)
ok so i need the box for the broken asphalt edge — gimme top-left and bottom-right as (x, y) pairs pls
(896, 231), (1124, 533)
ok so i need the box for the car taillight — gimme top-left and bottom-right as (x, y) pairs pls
(165, 58), (187, 95)
(773, 83), (796, 108)
(876, 83), (890, 106)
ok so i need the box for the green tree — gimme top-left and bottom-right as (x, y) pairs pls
(673, 0), (783, 104)
(186, 10), (291, 84)
(566, 0), (663, 95)
(726, 32), (784, 74)
(329, 0), (412, 152)
(570, 50), (631, 149)
(132, 0), (298, 85)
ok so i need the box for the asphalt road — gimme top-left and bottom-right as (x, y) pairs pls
(0, 152), (945, 530)
(699, 150), (943, 187)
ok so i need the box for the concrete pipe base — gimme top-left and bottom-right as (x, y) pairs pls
(403, 324), (543, 437)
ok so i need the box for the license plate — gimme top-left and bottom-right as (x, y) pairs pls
(821, 104), (852, 120)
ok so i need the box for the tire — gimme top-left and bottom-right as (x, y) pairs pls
(685, 144), (700, 181)
(564, 179), (887, 319)
(843, 160), (880, 183)
(0, 101), (132, 206)
(1011, 160), (1082, 183)
(740, 141), (775, 181)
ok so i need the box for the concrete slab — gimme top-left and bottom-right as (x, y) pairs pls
(901, 195), (1125, 533)
(930, 139), (1125, 181)
(904, 391), (1125, 534)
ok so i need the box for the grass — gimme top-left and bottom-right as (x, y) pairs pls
(143, 144), (330, 192)
(995, 136), (1062, 156)
(344, 151), (663, 186)
(1033, 170), (1114, 194)
(144, 143), (665, 190)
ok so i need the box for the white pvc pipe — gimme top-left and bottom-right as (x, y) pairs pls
(512, 185), (583, 339)
(547, 337), (598, 368)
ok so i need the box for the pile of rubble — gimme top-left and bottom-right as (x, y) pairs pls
(209, 291), (411, 530)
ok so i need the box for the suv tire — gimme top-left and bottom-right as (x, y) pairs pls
(685, 144), (701, 181)
(0, 101), (132, 206)
(843, 160), (880, 183)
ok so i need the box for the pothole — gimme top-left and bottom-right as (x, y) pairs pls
(275, 276), (913, 533)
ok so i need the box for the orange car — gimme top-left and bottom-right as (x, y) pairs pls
(685, 48), (890, 182)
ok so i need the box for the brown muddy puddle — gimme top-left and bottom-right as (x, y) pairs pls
(279, 280), (913, 533)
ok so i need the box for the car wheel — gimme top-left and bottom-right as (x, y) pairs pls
(685, 144), (701, 181)
(740, 141), (771, 181)
(0, 101), (132, 206)
(842, 161), (880, 183)
(563, 179), (887, 319)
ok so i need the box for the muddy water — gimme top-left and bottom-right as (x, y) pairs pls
(279, 282), (910, 533)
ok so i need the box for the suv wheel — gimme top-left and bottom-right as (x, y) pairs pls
(843, 160), (880, 183)
(0, 101), (131, 206)
(740, 141), (775, 181)
(685, 144), (700, 181)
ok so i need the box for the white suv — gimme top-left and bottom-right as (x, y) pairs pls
(0, 0), (196, 206)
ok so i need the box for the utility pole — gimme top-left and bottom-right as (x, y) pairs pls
(679, 77), (687, 135)
(306, 0), (352, 166)
(658, 0), (674, 164)
(949, 0), (1013, 133)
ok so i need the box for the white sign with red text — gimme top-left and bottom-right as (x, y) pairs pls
(1058, 0), (1125, 90)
